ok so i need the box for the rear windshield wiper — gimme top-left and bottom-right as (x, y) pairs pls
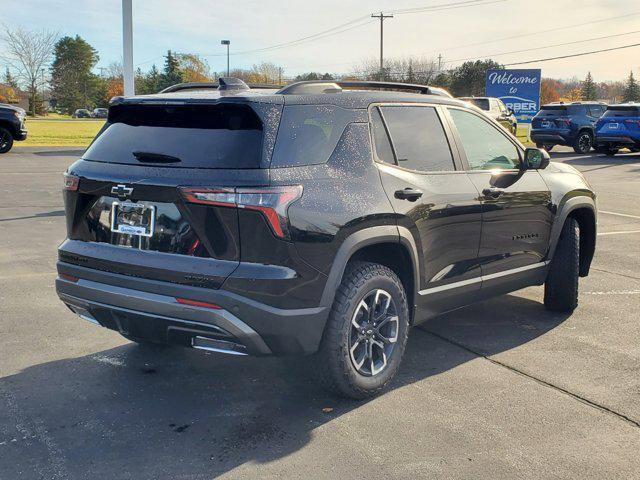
(132, 151), (181, 163)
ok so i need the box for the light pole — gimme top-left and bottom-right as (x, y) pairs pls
(122, 0), (135, 96)
(221, 40), (230, 77)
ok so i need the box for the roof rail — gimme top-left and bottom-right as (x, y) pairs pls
(159, 79), (282, 94)
(276, 80), (453, 98)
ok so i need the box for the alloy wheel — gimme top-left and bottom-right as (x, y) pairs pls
(349, 289), (399, 376)
(578, 134), (592, 153)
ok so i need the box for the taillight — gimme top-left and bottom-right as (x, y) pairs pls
(63, 172), (79, 191)
(624, 119), (640, 128)
(180, 185), (303, 240)
(555, 117), (572, 127)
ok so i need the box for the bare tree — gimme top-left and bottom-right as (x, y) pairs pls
(350, 56), (441, 84)
(1, 26), (57, 115)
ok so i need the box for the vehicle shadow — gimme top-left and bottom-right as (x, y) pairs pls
(0, 293), (570, 479)
(0, 209), (65, 222)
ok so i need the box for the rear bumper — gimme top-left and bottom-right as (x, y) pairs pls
(530, 131), (569, 145)
(595, 135), (639, 146)
(56, 261), (330, 356)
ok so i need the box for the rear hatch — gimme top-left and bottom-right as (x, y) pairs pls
(596, 105), (640, 138)
(61, 99), (283, 289)
(531, 105), (570, 129)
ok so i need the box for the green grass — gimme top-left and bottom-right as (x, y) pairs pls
(516, 124), (534, 146)
(15, 117), (535, 148)
(17, 118), (105, 147)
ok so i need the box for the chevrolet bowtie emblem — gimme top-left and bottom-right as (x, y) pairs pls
(111, 184), (133, 200)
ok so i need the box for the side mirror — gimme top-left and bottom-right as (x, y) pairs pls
(523, 147), (550, 170)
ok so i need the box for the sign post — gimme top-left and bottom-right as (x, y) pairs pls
(486, 69), (541, 124)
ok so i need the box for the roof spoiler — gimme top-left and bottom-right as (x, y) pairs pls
(276, 80), (453, 98)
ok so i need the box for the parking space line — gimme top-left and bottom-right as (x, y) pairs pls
(599, 210), (640, 220)
(598, 230), (640, 236)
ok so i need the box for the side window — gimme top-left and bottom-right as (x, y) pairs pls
(378, 106), (455, 172)
(589, 105), (604, 117)
(448, 108), (520, 170)
(490, 99), (500, 111)
(370, 107), (395, 164)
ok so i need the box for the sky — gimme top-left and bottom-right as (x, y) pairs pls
(4, 0), (639, 82)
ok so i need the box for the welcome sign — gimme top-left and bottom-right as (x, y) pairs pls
(486, 69), (541, 123)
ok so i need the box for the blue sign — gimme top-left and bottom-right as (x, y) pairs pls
(486, 69), (541, 123)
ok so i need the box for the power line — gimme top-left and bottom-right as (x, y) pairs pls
(420, 10), (640, 56)
(447, 29), (640, 63)
(505, 41), (640, 66)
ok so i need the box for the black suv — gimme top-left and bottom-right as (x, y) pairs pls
(0, 103), (28, 153)
(531, 102), (606, 154)
(56, 79), (597, 398)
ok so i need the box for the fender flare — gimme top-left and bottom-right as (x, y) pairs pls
(319, 225), (421, 310)
(546, 195), (596, 263)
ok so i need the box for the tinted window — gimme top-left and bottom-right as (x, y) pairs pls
(270, 105), (354, 168)
(589, 105), (605, 117)
(603, 107), (640, 118)
(449, 108), (520, 170)
(538, 106), (567, 117)
(84, 104), (263, 169)
(379, 106), (454, 172)
(567, 105), (588, 116)
(370, 107), (394, 164)
(464, 98), (490, 111)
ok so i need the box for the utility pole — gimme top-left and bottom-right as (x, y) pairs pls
(371, 12), (393, 80)
(221, 40), (230, 76)
(438, 54), (442, 72)
(122, 0), (135, 96)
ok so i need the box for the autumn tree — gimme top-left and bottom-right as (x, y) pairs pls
(581, 72), (597, 100)
(540, 78), (561, 104)
(176, 53), (210, 83)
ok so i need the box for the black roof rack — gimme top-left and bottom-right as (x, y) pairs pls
(276, 80), (453, 98)
(160, 78), (282, 94)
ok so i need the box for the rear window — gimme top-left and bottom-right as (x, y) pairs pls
(270, 105), (354, 168)
(538, 106), (567, 117)
(83, 104), (263, 169)
(378, 106), (455, 172)
(603, 106), (640, 118)
(464, 98), (490, 111)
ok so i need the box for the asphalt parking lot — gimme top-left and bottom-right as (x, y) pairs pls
(1, 146), (639, 479)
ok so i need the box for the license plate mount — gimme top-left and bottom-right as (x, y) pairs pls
(110, 201), (156, 237)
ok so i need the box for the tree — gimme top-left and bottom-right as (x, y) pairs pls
(581, 72), (597, 100)
(136, 64), (162, 94)
(2, 26), (57, 115)
(540, 78), (561, 105)
(3, 67), (18, 88)
(562, 87), (583, 102)
(176, 53), (210, 83)
(294, 72), (334, 81)
(622, 70), (640, 102)
(448, 59), (502, 97)
(50, 35), (100, 113)
(157, 50), (183, 90)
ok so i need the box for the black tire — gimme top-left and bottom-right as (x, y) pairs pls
(573, 131), (593, 154)
(606, 147), (619, 156)
(0, 127), (14, 154)
(544, 218), (579, 312)
(313, 261), (410, 399)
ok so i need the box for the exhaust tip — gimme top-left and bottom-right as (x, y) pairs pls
(191, 336), (248, 356)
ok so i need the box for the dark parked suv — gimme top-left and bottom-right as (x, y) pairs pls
(0, 103), (28, 153)
(531, 101), (606, 153)
(56, 79), (597, 398)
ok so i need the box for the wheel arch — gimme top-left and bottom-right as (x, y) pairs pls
(547, 196), (596, 277)
(319, 225), (420, 323)
(0, 119), (17, 137)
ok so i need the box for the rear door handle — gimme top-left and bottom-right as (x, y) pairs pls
(395, 188), (423, 202)
(482, 187), (504, 198)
